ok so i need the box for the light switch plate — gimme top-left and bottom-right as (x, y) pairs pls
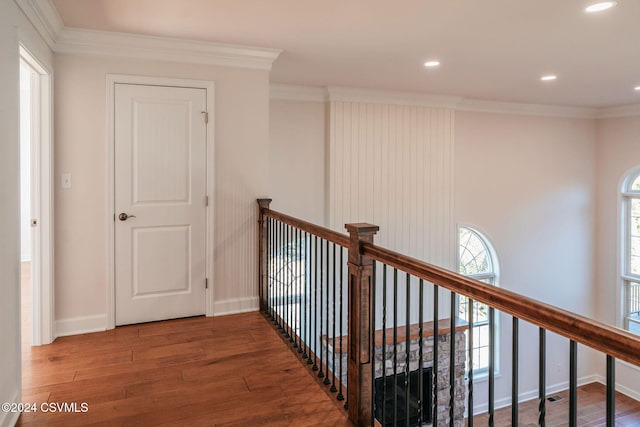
(62, 173), (72, 189)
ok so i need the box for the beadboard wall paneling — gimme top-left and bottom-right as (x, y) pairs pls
(329, 101), (455, 270)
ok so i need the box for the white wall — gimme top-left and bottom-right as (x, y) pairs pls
(19, 62), (32, 262)
(269, 89), (640, 404)
(54, 53), (270, 328)
(455, 111), (598, 409)
(269, 99), (326, 225)
(0, 2), (53, 426)
(0, 6), (22, 426)
(595, 115), (640, 398)
(328, 101), (455, 269)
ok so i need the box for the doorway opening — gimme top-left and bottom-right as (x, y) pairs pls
(19, 46), (54, 347)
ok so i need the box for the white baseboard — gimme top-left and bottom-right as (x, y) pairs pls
(473, 374), (599, 414)
(0, 388), (21, 427)
(213, 296), (259, 316)
(55, 314), (107, 337)
(592, 372), (640, 401)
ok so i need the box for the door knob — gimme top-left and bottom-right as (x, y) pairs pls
(118, 213), (136, 221)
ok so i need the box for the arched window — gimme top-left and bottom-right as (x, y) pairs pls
(622, 170), (640, 334)
(458, 226), (498, 374)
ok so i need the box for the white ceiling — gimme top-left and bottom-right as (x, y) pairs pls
(50, 0), (640, 108)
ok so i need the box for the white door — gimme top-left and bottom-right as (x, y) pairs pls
(114, 83), (207, 325)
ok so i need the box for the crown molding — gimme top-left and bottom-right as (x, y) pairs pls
(301, 85), (602, 118)
(457, 98), (598, 119)
(55, 28), (282, 70)
(14, 0), (64, 49)
(327, 86), (462, 109)
(16, 0), (281, 70)
(270, 84), (328, 102)
(596, 103), (640, 119)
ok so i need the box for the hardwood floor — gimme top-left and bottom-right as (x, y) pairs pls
(473, 382), (640, 426)
(18, 312), (352, 426)
(17, 300), (640, 426)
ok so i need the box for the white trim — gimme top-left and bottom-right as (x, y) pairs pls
(56, 27), (282, 71)
(204, 82), (216, 319)
(18, 44), (54, 346)
(13, 0), (63, 50)
(620, 165), (640, 330)
(597, 103), (640, 119)
(458, 98), (597, 119)
(270, 84), (328, 103)
(106, 74), (216, 330)
(472, 374), (599, 415)
(213, 297), (260, 317)
(17, 0), (282, 70)
(605, 361), (640, 400)
(327, 86), (461, 108)
(55, 314), (107, 337)
(0, 388), (21, 427)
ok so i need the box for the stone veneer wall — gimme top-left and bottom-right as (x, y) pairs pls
(323, 329), (466, 427)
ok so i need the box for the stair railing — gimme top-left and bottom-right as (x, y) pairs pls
(257, 199), (640, 427)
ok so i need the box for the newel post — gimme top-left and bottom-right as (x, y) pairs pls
(345, 223), (379, 427)
(257, 198), (272, 312)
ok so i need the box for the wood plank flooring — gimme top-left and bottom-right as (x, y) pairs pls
(17, 266), (640, 427)
(18, 312), (352, 426)
(473, 382), (640, 426)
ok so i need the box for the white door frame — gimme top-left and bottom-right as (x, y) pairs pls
(19, 45), (54, 345)
(106, 74), (216, 329)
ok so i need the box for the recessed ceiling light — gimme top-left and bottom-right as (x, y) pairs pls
(585, 1), (617, 13)
(540, 75), (557, 81)
(635, 86), (640, 91)
(424, 60), (440, 68)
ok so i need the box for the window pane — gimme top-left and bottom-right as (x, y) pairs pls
(629, 282), (640, 315)
(459, 227), (493, 275)
(631, 199), (640, 238)
(458, 226), (496, 373)
(632, 175), (640, 191)
(632, 237), (640, 276)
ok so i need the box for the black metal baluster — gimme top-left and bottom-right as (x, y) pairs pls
(267, 218), (276, 320)
(308, 235), (314, 364)
(433, 284), (439, 427)
(294, 228), (300, 350)
(569, 340), (577, 427)
(273, 218), (278, 322)
(371, 261), (377, 427)
(405, 273), (411, 427)
(337, 246), (345, 401)
(467, 298), (474, 427)
(312, 235), (319, 371)
(324, 240), (331, 385)
(418, 279), (424, 426)
(393, 268), (398, 427)
(489, 307), (495, 427)
(267, 217), (271, 318)
(449, 292), (456, 427)
(277, 220), (283, 328)
(512, 317), (519, 427)
(283, 223), (288, 333)
(539, 328), (546, 427)
(285, 225), (291, 338)
(302, 231), (309, 360)
(606, 355), (615, 427)
(288, 225), (293, 340)
(382, 264), (388, 423)
(331, 243), (337, 392)
(318, 239), (325, 379)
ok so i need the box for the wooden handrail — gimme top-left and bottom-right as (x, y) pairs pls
(362, 241), (640, 367)
(261, 208), (349, 247)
